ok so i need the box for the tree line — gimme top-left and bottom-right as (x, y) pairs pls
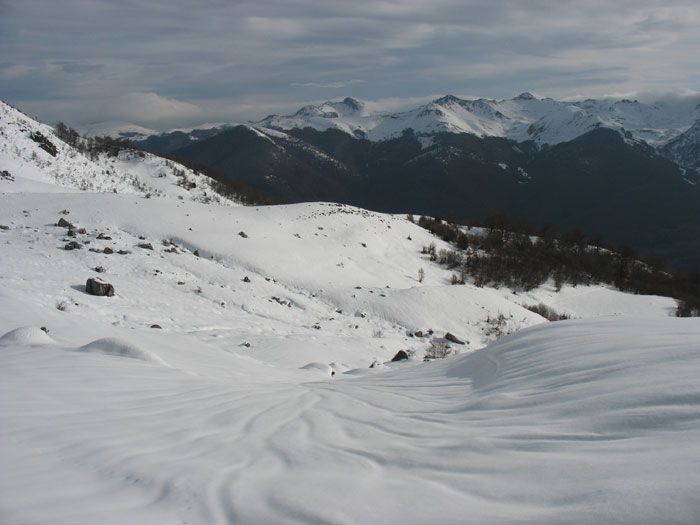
(415, 213), (700, 317)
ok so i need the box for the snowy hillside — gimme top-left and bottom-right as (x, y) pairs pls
(258, 93), (700, 147)
(2, 104), (699, 524)
(0, 101), (236, 205)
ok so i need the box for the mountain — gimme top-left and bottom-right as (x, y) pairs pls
(661, 118), (700, 174)
(2, 99), (700, 524)
(75, 121), (158, 141)
(257, 93), (700, 146)
(170, 121), (700, 270)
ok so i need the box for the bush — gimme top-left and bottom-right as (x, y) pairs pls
(424, 340), (453, 359)
(524, 303), (569, 321)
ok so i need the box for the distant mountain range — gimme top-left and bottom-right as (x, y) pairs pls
(71, 93), (700, 270)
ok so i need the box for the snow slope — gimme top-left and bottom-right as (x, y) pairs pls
(258, 93), (700, 147)
(1, 103), (698, 524)
(1, 100), (236, 205)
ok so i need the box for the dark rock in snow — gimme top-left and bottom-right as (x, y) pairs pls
(86, 277), (115, 297)
(103, 247), (114, 254)
(444, 332), (465, 345)
(138, 243), (154, 250)
(57, 217), (73, 228)
(150, 324), (162, 329)
(391, 350), (409, 361)
(64, 241), (82, 250)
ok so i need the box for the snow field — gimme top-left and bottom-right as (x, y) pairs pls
(2, 98), (698, 523)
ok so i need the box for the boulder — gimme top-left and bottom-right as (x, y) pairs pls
(391, 350), (409, 361)
(57, 217), (73, 228)
(86, 278), (115, 297)
(444, 332), (465, 345)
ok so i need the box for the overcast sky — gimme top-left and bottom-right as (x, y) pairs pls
(1, 0), (699, 130)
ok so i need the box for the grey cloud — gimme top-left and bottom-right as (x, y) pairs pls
(1, 0), (698, 129)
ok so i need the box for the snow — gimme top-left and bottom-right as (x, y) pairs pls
(2, 100), (699, 523)
(257, 93), (700, 148)
(74, 120), (158, 140)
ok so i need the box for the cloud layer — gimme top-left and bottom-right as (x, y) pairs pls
(1, 0), (698, 129)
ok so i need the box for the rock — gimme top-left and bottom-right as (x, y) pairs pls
(67, 229), (77, 237)
(193, 250), (200, 257)
(0, 225), (9, 230)
(77, 228), (87, 234)
(242, 276), (250, 283)
(150, 324), (162, 329)
(138, 243), (154, 250)
(117, 249), (131, 255)
(57, 217), (73, 228)
(64, 241), (82, 250)
(96, 232), (112, 240)
(103, 247), (113, 254)
(444, 332), (465, 345)
(391, 350), (409, 361)
(86, 277), (115, 297)
(238, 231), (248, 238)
(94, 266), (105, 273)
(414, 330), (423, 338)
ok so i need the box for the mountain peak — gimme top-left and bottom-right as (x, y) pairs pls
(515, 92), (536, 100)
(341, 97), (364, 111)
(433, 94), (462, 106)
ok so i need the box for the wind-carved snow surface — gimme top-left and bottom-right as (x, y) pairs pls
(1, 101), (699, 524)
(258, 93), (700, 147)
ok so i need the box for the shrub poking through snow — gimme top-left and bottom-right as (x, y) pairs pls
(424, 340), (453, 360)
(524, 303), (570, 321)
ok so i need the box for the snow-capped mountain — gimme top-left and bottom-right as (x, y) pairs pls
(2, 99), (700, 524)
(258, 93), (700, 148)
(74, 120), (158, 140)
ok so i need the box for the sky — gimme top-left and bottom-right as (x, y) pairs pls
(1, 0), (699, 131)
